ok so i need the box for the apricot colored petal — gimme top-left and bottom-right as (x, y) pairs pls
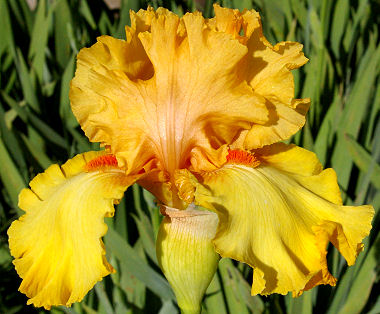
(70, 8), (269, 177)
(205, 4), (310, 148)
(243, 38), (310, 148)
(8, 152), (136, 309)
(185, 144), (373, 295)
(243, 98), (310, 149)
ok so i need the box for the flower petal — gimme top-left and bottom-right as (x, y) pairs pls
(8, 152), (137, 309)
(70, 7), (270, 178)
(183, 144), (373, 295)
(209, 5), (310, 148)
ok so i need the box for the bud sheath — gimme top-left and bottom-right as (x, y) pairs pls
(156, 205), (220, 314)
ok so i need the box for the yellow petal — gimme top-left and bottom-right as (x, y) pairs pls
(209, 5), (310, 149)
(8, 151), (137, 309)
(241, 7), (310, 148)
(70, 6), (272, 179)
(182, 144), (373, 296)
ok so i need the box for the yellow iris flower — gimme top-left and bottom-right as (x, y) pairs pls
(8, 4), (374, 313)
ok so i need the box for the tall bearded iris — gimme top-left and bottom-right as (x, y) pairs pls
(8, 5), (373, 313)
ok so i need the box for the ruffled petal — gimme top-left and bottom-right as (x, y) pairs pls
(181, 143), (373, 295)
(209, 5), (310, 149)
(70, 6), (273, 178)
(8, 151), (137, 309)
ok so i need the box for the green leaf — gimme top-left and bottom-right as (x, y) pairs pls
(330, 0), (349, 57)
(290, 0), (307, 30)
(286, 290), (312, 314)
(0, 103), (28, 180)
(1, 92), (68, 149)
(159, 300), (178, 314)
(79, 0), (97, 30)
(118, 239), (146, 309)
(132, 185), (157, 264)
(54, 0), (73, 68)
(367, 295), (380, 314)
(232, 0), (253, 11)
(94, 282), (115, 314)
(313, 90), (341, 165)
(59, 54), (78, 128)
(0, 135), (25, 211)
(115, 0), (140, 38)
(105, 228), (175, 301)
(20, 133), (52, 169)
(204, 273), (227, 314)
(337, 231), (380, 314)
(15, 48), (40, 112)
(0, 0), (16, 58)
(219, 259), (249, 314)
(331, 43), (380, 190)
(344, 135), (380, 190)
(28, 0), (54, 82)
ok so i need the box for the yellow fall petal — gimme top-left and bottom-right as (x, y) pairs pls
(182, 144), (373, 296)
(8, 151), (136, 309)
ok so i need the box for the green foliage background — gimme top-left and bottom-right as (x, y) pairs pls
(0, 0), (379, 313)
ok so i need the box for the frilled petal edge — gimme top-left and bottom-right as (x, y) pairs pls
(8, 151), (137, 309)
(178, 143), (374, 296)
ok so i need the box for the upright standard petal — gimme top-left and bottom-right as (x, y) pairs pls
(179, 144), (374, 296)
(8, 152), (137, 309)
(70, 6), (277, 181)
(209, 5), (310, 149)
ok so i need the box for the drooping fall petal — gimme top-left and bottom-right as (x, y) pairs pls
(8, 151), (137, 309)
(179, 143), (374, 296)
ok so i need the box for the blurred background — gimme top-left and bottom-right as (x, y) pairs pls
(0, 0), (379, 313)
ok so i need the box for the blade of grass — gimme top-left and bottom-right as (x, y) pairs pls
(159, 300), (178, 314)
(229, 264), (264, 313)
(337, 231), (380, 314)
(0, 135), (25, 211)
(0, 104), (28, 180)
(20, 133), (52, 169)
(287, 291), (312, 314)
(219, 259), (249, 314)
(313, 90), (341, 165)
(132, 185), (157, 264)
(132, 214), (157, 264)
(79, 0), (97, 30)
(118, 239), (146, 309)
(94, 282), (115, 314)
(344, 134), (380, 190)
(1, 0), (16, 60)
(105, 228), (175, 301)
(330, 0), (349, 58)
(204, 273), (227, 314)
(54, 0), (73, 68)
(331, 43), (380, 190)
(1, 92), (68, 149)
(15, 49), (39, 112)
(367, 295), (380, 314)
(59, 54), (78, 128)
(115, 0), (140, 38)
(28, 0), (54, 82)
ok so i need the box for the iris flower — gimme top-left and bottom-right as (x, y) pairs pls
(8, 5), (373, 313)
